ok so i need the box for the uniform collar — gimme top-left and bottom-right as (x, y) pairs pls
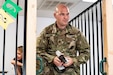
(52, 22), (69, 34)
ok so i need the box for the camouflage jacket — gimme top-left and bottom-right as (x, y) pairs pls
(36, 23), (90, 75)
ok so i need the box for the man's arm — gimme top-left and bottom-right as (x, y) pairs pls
(36, 30), (55, 63)
(74, 31), (90, 65)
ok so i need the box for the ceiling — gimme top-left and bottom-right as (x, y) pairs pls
(0, 0), (95, 19)
(37, 0), (94, 19)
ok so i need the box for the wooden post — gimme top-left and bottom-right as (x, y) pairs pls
(102, 0), (113, 75)
(26, 0), (37, 75)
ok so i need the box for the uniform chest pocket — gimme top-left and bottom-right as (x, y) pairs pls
(65, 34), (78, 57)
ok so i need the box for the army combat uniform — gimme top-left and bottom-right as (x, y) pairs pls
(36, 23), (90, 75)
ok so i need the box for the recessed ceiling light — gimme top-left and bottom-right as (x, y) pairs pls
(82, 0), (97, 2)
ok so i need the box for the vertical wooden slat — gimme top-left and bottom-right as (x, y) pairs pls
(102, 0), (108, 75)
(102, 0), (113, 75)
(26, 0), (37, 75)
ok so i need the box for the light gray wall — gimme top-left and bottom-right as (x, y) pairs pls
(37, 17), (55, 36)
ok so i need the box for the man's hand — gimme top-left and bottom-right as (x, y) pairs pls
(53, 56), (63, 66)
(63, 56), (73, 67)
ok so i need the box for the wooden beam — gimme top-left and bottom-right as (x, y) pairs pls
(102, 0), (113, 75)
(26, 0), (37, 75)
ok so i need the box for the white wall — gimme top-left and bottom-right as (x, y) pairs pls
(37, 17), (55, 36)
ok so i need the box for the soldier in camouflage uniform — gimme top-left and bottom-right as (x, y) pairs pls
(36, 4), (90, 75)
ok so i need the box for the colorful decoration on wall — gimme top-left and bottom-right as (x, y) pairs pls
(2, 0), (22, 18)
(0, 0), (22, 30)
(0, 9), (14, 29)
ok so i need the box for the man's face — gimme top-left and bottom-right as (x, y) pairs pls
(54, 7), (69, 29)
